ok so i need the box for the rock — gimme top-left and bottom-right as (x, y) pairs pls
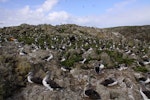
(15, 59), (31, 75)
(110, 91), (120, 99)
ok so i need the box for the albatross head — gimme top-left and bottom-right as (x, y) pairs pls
(45, 71), (51, 78)
(46, 71), (51, 75)
(28, 71), (34, 76)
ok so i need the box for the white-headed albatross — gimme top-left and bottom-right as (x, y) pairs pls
(27, 72), (43, 85)
(42, 71), (63, 91)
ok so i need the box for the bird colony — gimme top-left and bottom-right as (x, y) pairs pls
(0, 24), (150, 100)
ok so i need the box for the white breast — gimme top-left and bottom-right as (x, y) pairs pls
(42, 77), (53, 91)
(140, 88), (150, 100)
(108, 81), (118, 86)
(27, 76), (33, 83)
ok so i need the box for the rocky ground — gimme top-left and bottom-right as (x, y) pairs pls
(0, 24), (150, 100)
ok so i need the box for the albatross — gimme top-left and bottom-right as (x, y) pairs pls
(19, 47), (28, 56)
(84, 76), (101, 100)
(84, 88), (101, 100)
(27, 71), (43, 85)
(94, 63), (104, 74)
(117, 64), (128, 71)
(139, 82), (150, 100)
(61, 66), (71, 72)
(138, 73), (150, 84)
(84, 83), (101, 99)
(42, 53), (53, 62)
(139, 77), (150, 84)
(80, 58), (87, 64)
(42, 71), (63, 91)
(101, 77), (118, 87)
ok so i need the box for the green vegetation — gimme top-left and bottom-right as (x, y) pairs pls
(83, 45), (91, 51)
(61, 54), (82, 67)
(0, 55), (29, 99)
(105, 50), (134, 65)
(56, 27), (67, 33)
(134, 66), (149, 73)
(120, 58), (134, 65)
(15, 60), (31, 75)
(18, 36), (34, 45)
(79, 30), (86, 34)
(61, 59), (75, 67)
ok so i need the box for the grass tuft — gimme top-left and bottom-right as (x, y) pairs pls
(134, 66), (149, 73)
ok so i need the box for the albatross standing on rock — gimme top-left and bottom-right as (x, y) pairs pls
(42, 71), (63, 91)
(94, 63), (104, 74)
(27, 72), (43, 85)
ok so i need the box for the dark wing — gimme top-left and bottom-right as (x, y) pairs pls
(85, 89), (101, 99)
(138, 77), (147, 81)
(64, 66), (71, 71)
(101, 78), (114, 86)
(70, 36), (76, 42)
(139, 61), (145, 66)
(31, 77), (43, 85)
(143, 91), (150, 99)
(22, 51), (28, 55)
(42, 56), (49, 60)
(143, 58), (149, 62)
(47, 79), (62, 89)
(95, 66), (100, 73)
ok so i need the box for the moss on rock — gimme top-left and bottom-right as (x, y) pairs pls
(15, 60), (31, 75)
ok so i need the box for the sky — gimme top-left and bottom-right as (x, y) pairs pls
(0, 0), (150, 28)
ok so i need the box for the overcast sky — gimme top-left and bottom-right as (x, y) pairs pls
(0, 0), (150, 28)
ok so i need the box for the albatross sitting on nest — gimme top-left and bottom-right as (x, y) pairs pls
(42, 53), (53, 62)
(138, 72), (150, 84)
(27, 71), (43, 85)
(84, 76), (101, 100)
(101, 77), (118, 87)
(139, 82), (150, 100)
(42, 71), (63, 91)
(84, 84), (101, 100)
